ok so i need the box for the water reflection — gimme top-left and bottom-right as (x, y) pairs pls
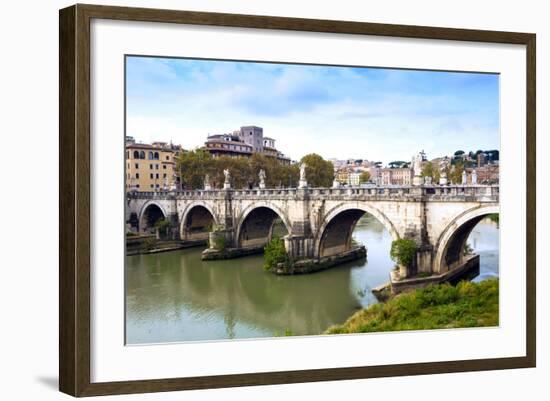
(126, 216), (499, 344)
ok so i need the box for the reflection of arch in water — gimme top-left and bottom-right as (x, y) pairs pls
(179, 202), (219, 241)
(235, 203), (291, 248)
(314, 203), (398, 258)
(138, 201), (167, 233)
(434, 205), (499, 274)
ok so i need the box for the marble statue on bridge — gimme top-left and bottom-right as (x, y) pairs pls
(223, 169), (231, 189)
(299, 162), (308, 188)
(258, 169), (266, 189)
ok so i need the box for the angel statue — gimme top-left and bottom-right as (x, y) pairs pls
(258, 169), (266, 189)
(223, 169), (231, 189)
(299, 162), (307, 181)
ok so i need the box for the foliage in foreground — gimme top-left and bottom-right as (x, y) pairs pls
(325, 279), (499, 334)
(263, 236), (288, 271)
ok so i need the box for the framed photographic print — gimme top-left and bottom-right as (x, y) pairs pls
(59, 4), (536, 397)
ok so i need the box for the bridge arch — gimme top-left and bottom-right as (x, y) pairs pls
(314, 202), (399, 258)
(138, 201), (168, 234)
(434, 204), (499, 274)
(235, 202), (292, 249)
(179, 202), (220, 241)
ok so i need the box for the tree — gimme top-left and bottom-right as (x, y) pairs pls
(263, 236), (287, 271)
(176, 148), (214, 189)
(388, 161), (407, 169)
(450, 161), (464, 184)
(359, 171), (371, 183)
(421, 161), (440, 182)
(454, 150), (465, 156)
(300, 153), (334, 187)
(390, 239), (417, 268)
(421, 161), (434, 178)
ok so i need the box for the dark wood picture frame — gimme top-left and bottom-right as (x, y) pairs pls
(59, 3), (536, 397)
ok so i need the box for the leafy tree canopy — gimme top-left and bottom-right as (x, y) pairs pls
(300, 153), (334, 187)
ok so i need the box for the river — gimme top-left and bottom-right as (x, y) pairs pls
(125, 216), (499, 344)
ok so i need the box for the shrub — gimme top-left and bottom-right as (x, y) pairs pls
(263, 236), (287, 271)
(142, 237), (157, 251)
(210, 234), (227, 251)
(488, 213), (499, 226)
(325, 279), (499, 334)
(390, 239), (417, 267)
(154, 218), (171, 238)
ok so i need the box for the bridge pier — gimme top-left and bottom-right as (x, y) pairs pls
(284, 234), (314, 260)
(127, 185), (498, 284)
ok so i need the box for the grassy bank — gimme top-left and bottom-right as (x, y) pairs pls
(326, 279), (498, 334)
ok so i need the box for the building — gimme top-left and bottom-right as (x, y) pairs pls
(204, 126), (291, 164)
(203, 133), (253, 157)
(125, 136), (182, 192)
(379, 167), (413, 186)
(477, 152), (487, 167)
(465, 165), (499, 184)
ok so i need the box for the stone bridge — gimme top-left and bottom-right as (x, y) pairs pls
(127, 184), (498, 282)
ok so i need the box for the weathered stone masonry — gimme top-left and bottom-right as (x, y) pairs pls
(127, 185), (498, 278)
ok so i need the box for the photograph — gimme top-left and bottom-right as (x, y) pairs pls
(124, 56), (500, 344)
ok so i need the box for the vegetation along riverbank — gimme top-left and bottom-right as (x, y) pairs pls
(325, 279), (499, 334)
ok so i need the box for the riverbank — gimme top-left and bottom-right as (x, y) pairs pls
(325, 279), (498, 334)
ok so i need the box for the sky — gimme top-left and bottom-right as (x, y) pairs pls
(125, 56), (500, 164)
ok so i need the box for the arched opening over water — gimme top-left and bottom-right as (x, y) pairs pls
(315, 205), (398, 259)
(435, 206), (499, 274)
(236, 206), (290, 249)
(436, 210), (499, 276)
(139, 203), (166, 234)
(181, 205), (216, 241)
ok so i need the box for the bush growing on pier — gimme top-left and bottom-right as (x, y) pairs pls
(325, 279), (499, 334)
(210, 235), (227, 251)
(390, 239), (417, 268)
(142, 237), (157, 251)
(154, 218), (171, 238)
(263, 236), (287, 272)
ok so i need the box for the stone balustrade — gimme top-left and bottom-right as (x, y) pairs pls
(128, 184), (499, 202)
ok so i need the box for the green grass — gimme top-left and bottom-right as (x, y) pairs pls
(325, 279), (499, 334)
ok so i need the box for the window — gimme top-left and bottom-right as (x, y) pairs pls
(156, 184), (160, 188)
(136, 184), (140, 188)
(150, 164), (153, 169)
(139, 151), (145, 159)
(163, 165), (166, 169)
(126, 151), (129, 159)
(163, 174), (167, 178)
(133, 150), (139, 159)
(150, 184), (154, 188)
(156, 173), (159, 179)
(150, 173), (153, 179)
(166, 155), (169, 161)
(135, 163), (138, 169)
(127, 163), (130, 169)
(148, 151), (153, 160)
(154, 152), (159, 160)
(136, 173), (139, 179)
(156, 164), (159, 170)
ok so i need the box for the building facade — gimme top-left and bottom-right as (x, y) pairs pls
(204, 126), (291, 164)
(125, 136), (182, 192)
(465, 165), (499, 184)
(379, 167), (413, 186)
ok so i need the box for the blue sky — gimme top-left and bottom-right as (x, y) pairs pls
(126, 56), (499, 163)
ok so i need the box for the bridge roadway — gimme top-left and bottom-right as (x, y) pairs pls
(127, 185), (498, 287)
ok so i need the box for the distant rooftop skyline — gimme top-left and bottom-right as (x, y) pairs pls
(126, 56), (500, 164)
